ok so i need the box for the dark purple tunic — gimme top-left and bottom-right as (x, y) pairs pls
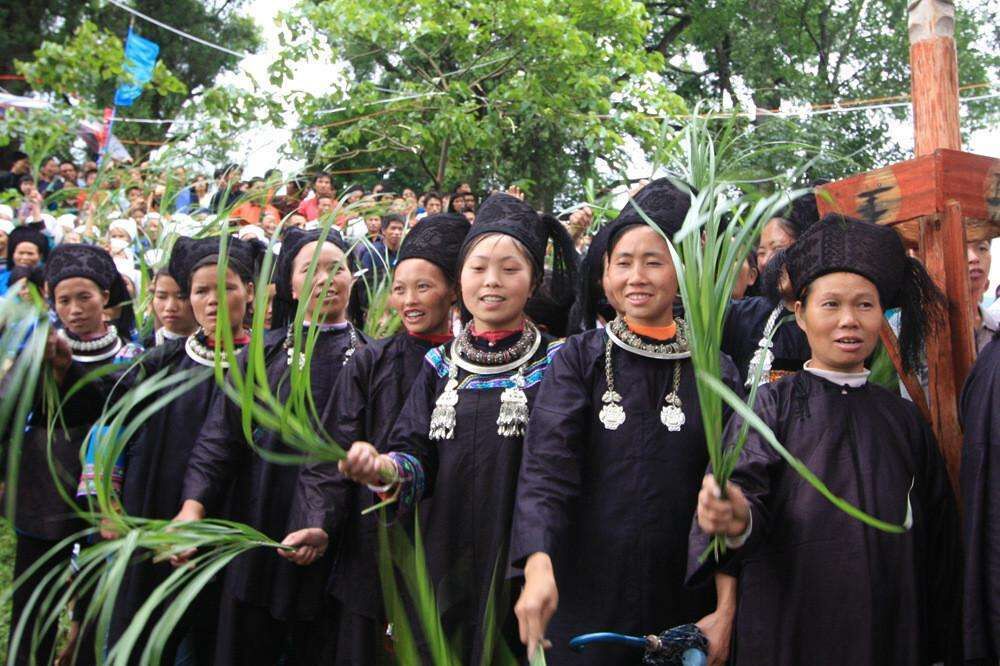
(688, 370), (960, 666)
(181, 325), (365, 621)
(510, 328), (741, 666)
(110, 338), (226, 655)
(383, 332), (560, 663)
(723, 296), (810, 385)
(961, 334), (1000, 663)
(291, 333), (440, 618)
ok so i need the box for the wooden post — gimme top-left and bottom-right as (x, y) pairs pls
(817, 4), (998, 495)
(906, 0), (970, 487)
(908, 0), (961, 156)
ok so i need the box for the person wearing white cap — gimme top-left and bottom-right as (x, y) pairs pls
(143, 212), (162, 246)
(57, 213), (77, 233)
(0, 203), (13, 222)
(109, 218), (138, 271)
(236, 224), (267, 244)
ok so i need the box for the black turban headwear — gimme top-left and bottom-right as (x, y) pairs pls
(8, 223), (50, 266)
(168, 236), (265, 295)
(45, 243), (129, 306)
(396, 212), (470, 284)
(784, 213), (944, 373)
(605, 177), (692, 256)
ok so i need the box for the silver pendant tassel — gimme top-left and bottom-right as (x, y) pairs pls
(497, 371), (529, 437)
(429, 375), (459, 441)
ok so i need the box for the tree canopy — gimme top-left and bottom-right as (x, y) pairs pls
(643, 0), (999, 178)
(3, 0), (263, 160)
(278, 0), (998, 205)
(274, 0), (685, 210)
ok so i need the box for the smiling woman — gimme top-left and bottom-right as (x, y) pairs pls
(9, 244), (139, 666)
(283, 212), (470, 665)
(336, 193), (577, 663)
(511, 179), (742, 666)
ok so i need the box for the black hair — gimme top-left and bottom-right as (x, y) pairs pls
(382, 213), (406, 229)
(18, 174), (33, 186)
(895, 257), (946, 374)
(314, 171), (332, 183)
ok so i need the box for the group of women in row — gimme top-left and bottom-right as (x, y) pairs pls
(7, 176), (990, 666)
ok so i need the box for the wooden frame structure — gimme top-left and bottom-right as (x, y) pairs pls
(815, 0), (999, 489)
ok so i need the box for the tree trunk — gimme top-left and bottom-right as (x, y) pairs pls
(435, 136), (451, 190)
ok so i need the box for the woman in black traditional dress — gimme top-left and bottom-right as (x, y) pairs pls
(960, 329), (1000, 663)
(338, 193), (577, 663)
(8, 244), (140, 666)
(693, 215), (961, 666)
(172, 227), (367, 666)
(282, 212), (470, 665)
(143, 268), (198, 347)
(86, 235), (261, 664)
(511, 179), (742, 666)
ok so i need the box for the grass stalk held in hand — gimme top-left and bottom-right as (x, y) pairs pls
(641, 109), (912, 561)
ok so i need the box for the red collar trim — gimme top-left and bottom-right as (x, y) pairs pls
(469, 322), (524, 343)
(205, 332), (251, 346)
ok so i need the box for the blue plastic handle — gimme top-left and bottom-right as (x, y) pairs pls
(569, 632), (648, 652)
(568, 632), (707, 666)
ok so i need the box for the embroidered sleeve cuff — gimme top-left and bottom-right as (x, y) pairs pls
(382, 452), (425, 512)
(77, 462), (124, 498)
(725, 508), (752, 549)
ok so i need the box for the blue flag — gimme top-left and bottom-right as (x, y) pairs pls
(114, 29), (159, 108)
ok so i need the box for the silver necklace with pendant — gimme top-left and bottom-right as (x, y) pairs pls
(429, 323), (541, 441)
(600, 317), (689, 432)
(745, 305), (783, 389)
(284, 324), (358, 370)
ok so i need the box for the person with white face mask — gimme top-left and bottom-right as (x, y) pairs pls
(108, 219), (138, 274)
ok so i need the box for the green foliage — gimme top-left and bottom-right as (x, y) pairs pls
(0, 519), (15, 659)
(275, 0), (686, 210)
(16, 20), (187, 109)
(643, 0), (999, 179)
(5, 0), (263, 160)
(0, 106), (88, 182)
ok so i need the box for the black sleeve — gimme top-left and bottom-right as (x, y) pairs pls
(288, 349), (371, 535)
(509, 337), (589, 566)
(179, 382), (248, 513)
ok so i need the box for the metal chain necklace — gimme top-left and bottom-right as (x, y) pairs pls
(284, 324), (358, 370)
(185, 327), (250, 368)
(429, 322), (541, 441)
(455, 320), (538, 365)
(600, 317), (687, 432)
(745, 304), (783, 389)
(606, 316), (691, 359)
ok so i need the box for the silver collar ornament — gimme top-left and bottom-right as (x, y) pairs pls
(429, 322), (541, 441)
(599, 317), (688, 432)
(59, 325), (123, 362)
(284, 324), (358, 370)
